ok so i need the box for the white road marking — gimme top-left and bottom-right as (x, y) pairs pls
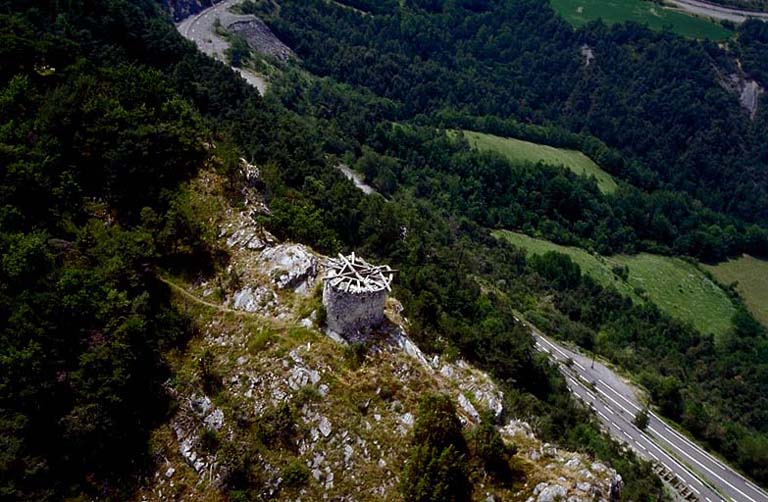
(598, 379), (641, 412)
(648, 426), (759, 502)
(538, 336), (571, 360)
(536, 334), (767, 502)
(595, 386), (635, 415)
(659, 419), (731, 474)
(601, 375), (767, 500)
(642, 435), (705, 488)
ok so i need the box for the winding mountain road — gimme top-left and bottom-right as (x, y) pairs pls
(176, 0), (267, 94)
(528, 323), (768, 502)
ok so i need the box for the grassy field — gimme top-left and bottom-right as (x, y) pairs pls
(704, 255), (768, 328)
(494, 230), (736, 337)
(550, 0), (733, 40)
(454, 130), (619, 194)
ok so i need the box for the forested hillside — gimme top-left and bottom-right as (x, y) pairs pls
(2, 0), (768, 499)
(268, 0), (768, 230)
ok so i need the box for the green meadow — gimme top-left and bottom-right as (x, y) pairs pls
(550, 0), (733, 40)
(454, 130), (619, 194)
(494, 230), (736, 337)
(704, 255), (768, 328)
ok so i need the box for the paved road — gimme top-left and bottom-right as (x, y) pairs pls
(527, 324), (768, 502)
(664, 0), (768, 23)
(176, 0), (267, 95)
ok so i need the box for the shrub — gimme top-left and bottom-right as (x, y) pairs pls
(255, 403), (296, 451)
(470, 420), (512, 480)
(344, 342), (368, 369)
(282, 459), (310, 488)
(634, 408), (650, 431)
(199, 429), (220, 454)
(401, 393), (471, 501)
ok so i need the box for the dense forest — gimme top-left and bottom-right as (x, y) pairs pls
(267, 0), (768, 231)
(2, 0), (767, 499)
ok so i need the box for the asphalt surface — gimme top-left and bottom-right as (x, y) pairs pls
(176, 0), (267, 95)
(664, 0), (768, 23)
(529, 326), (768, 502)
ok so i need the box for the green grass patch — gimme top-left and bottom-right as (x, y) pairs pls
(703, 254), (768, 328)
(453, 130), (618, 194)
(549, 0), (733, 40)
(494, 230), (736, 337)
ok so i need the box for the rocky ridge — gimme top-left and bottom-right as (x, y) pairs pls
(138, 165), (622, 501)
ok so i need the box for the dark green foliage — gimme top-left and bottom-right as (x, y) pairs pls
(226, 35), (251, 68)
(612, 265), (629, 281)
(739, 19), (768, 86)
(199, 429), (220, 454)
(281, 459), (310, 488)
(530, 252), (582, 290)
(412, 394), (467, 451)
(267, 0), (768, 231)
(470, 418), (515, 481)
(0, 1), (217, 498)
(255, 403), (296, 451)
(634, 409), (650, 431)
(343, 342), (368, 369)
(198, 349), (222, 395)
(401, 394), (471, 502)
(402, 445), (472, 502)
(1, 0), (763, 498)
(218, 440), (263, 494)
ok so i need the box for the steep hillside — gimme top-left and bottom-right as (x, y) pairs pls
(137, 168), (625, 501)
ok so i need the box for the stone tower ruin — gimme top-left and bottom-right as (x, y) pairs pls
(322, 253), (395, 342)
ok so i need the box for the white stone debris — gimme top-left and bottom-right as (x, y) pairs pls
(537, 484), (567, 502)
(232, 286), (276, 312)
(260, 243), (318, 294)
(457, 393), (480, 422)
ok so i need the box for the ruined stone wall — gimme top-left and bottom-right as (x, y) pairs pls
(322, 281), (387, 342)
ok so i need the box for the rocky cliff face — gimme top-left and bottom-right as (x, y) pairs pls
(136, 163), (621, 501)
(161, 0), (224, 22)
(716, 58), (763, 120)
